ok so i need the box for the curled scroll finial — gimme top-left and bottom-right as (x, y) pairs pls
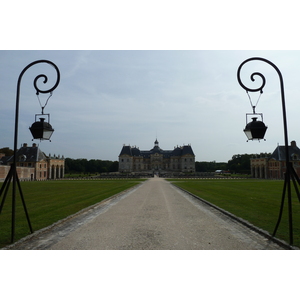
(237, 58), (267, 93)
(18, 59), (60, 96)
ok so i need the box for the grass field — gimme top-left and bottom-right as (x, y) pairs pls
(2, 178), (300, 249)
(168, 179), (300, 248)
(0, 179), (144, 248)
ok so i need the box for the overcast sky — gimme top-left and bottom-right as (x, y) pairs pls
(2, 50), (300, 162)
(1, 2), (300, 163)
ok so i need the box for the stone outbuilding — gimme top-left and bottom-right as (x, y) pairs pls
(0, 143), (65, 181)
(250, 141), (300, 179)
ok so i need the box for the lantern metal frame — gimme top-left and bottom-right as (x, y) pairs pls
(29, 113), (54, 141)
(0, 60), (60, 244)
(244, 113), (267, 141)
(237, 57), (300, 245)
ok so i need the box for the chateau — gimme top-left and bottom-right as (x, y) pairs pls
(0, 143), (65, 181)
(251, 141), (300, 179)
(119, 139), (195, 174)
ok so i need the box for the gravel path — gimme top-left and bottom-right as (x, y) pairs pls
(4, 177), (292, 250)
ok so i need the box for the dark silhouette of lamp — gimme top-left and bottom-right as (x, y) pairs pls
(0, 60), (60, 244)
(29, 114), (54, 141)
(237, 56), (300, 245)
(244, 114), (267, 141)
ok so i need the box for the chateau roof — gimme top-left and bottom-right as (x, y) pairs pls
(6, 143), (47, 163)
(270, 141), (300, 161)
(119, 145), (133, 156)
(182, 145), (195, 156)
(119, 141), (195, 158)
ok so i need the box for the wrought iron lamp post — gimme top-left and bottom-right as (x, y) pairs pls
(237, 57), (300, 245)
(0, 60), (60, 243)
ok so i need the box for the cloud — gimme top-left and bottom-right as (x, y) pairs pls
(1, 50), (300, 162)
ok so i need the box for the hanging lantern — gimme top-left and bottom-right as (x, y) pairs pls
(244, 114), (267, 141)
(29, 114), (54, 141)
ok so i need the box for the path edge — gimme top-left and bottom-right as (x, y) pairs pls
(171, 183), (299, 250)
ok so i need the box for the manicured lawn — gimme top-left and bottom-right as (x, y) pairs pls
(0, 179), (144, 248)
(168, 179), (300, 247)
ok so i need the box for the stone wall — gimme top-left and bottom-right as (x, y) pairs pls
(0, 165), (35, 181)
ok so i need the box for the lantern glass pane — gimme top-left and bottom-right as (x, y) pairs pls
(42, 129), (54, 140)
(244, 129), (253, 140)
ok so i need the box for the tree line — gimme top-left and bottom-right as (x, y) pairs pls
(1, 146), (270, 175)
(0, 147), (14, 156)
(196, 153), (271, 174)
(65, 158), (118, 174)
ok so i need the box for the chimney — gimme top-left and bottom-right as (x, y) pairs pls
(291, 141), (297, 147)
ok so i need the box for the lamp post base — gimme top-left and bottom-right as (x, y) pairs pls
(0, 164), (33, 243)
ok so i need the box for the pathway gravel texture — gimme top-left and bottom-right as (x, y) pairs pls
(3, 177), (292, 250)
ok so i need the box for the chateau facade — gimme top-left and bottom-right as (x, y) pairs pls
(119, 139), (195, 174)
(0, 143), (65, 181)
(251, 141), (300, 179)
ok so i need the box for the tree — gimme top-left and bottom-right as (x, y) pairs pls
(0, 147), (14, 156)
(195, 161), (227, 172)
(227, 154), (251, 174)
(65, 158), (119, 174)
(108, 161), (119, 172)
